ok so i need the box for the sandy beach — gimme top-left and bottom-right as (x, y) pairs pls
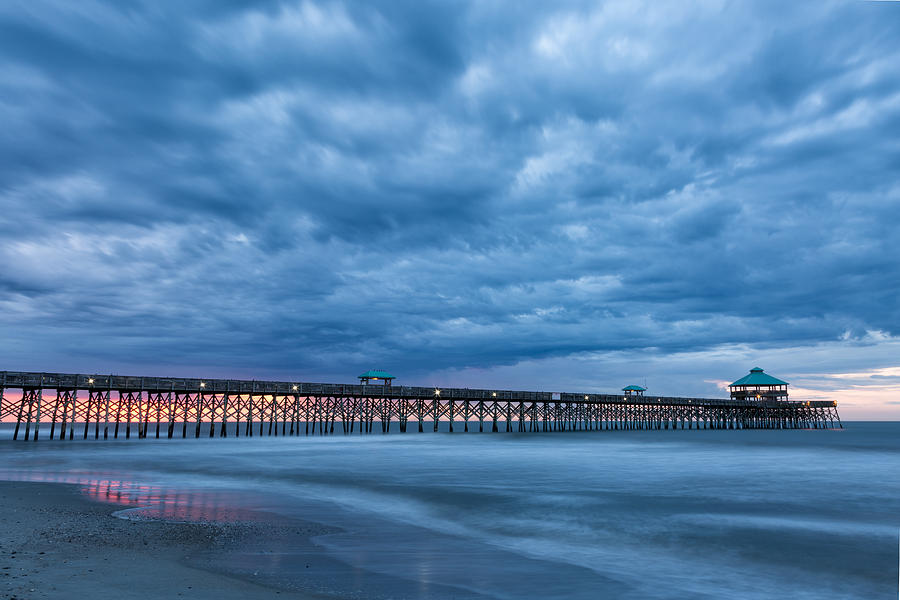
(0, 481), (330, 599)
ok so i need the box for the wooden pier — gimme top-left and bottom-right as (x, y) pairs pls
(0, 371), (842, 441)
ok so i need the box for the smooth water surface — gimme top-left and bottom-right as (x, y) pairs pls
(1, 423), (898, 599)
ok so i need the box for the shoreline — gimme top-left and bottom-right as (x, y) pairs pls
(0, 480), (335, 599)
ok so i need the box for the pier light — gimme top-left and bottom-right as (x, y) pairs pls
(292, 384), (298, 391)
(200, 382), (206, 388)
(434, 389), (441, 396)
(88, 378), (94, 385)
(584, 395), (589, 400)
(492, 392), (497, 397)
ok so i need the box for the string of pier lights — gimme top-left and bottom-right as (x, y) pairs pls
(198, 382), (304, 391)
(76, 383), (720, 407)
(197, 382), (302, 391)
(85, 380), (647, 404)
(81, 381), (818, 407)
(432, 390), (502, 398)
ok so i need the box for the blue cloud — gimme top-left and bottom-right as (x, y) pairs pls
(0, 1), (899, 392)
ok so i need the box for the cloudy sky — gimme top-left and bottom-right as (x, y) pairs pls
(1, 1), (898, 418)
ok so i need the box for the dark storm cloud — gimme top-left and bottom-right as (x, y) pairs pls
(1, 0), (899, 388)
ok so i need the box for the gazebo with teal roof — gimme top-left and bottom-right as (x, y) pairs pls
(729, 367), (788, 402)
(622, 385), (646, 397)
(358, 370), (396, 386)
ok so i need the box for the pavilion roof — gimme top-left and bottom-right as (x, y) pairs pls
(622, 385), (646, 392)
(358, 370), (396, 380)
(729, 367), (788, 387)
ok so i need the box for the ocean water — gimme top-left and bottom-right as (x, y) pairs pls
(1, 423), (898, 599)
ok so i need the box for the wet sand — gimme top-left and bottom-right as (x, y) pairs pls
(0, 481), (329, 599)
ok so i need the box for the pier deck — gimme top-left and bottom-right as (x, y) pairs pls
(1, 371), (841, 441)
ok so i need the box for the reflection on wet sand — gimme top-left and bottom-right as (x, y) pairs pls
(1, 470), (266, 522)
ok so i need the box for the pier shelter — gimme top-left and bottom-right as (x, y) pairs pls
(358, 370), (396, 386)
(729, 367), (788, 402)
(622, 385), (646, 397)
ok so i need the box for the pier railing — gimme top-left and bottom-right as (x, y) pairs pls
(0, 371), (842, 441)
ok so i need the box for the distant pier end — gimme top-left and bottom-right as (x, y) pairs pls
(0, 370), (841, 442)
